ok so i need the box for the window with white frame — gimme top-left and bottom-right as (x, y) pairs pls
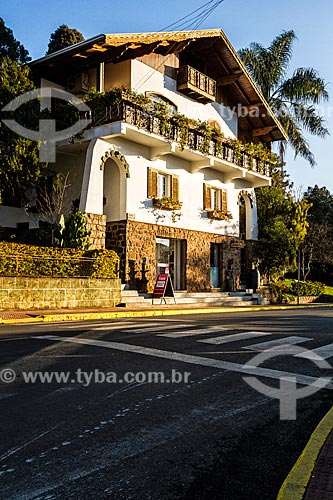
(157, 172), (169, 198)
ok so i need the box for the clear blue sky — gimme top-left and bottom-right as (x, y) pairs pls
(2, 0), (332, 192)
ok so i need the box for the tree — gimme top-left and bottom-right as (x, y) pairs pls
(239, 31), (329, 166)
(0, 17), (30, 63)
(46, 25), (84, 55)
(0, 59), (47, 205)
(301, 186), (333, 281)
(256, 183), (311, 281)
(35, 172), (71, 246)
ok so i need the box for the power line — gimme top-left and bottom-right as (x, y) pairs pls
(135, 0), (225, 91)
(160, 0), (223, 32)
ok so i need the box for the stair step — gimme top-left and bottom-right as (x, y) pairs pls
(121, 290), (140, 297)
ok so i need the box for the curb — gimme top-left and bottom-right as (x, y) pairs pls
(276, 406), (333, 500)
(1, 303), (333, 325)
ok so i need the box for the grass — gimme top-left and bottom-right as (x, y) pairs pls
(324, 285), (333, 296)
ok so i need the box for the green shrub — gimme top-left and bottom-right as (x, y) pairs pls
(271, 279), (325, 303)
(0, 242), (119, 278)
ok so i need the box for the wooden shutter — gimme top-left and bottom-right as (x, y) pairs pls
(203, 183), (212, 210)
(147, 168), (158, 198)
(222, 189), (227, 211)
(171, 175), (179, 201)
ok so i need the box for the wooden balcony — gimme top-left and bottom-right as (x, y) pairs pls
(177, 65), (216, 103)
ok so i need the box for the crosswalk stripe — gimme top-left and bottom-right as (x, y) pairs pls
(158, 327), (229, 338)
(33, 335), (332, 389)
(243, 336), (312, 351)
(66, 321), (136, 330)
(199, 331), (271, 345)
(124, 324), (190, 334)
(294, 342), (333, 360)
(90, 322), (161, 331)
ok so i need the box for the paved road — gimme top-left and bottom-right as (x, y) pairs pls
(0, 309), (332, 500)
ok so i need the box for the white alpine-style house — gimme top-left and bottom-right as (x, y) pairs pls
(2, 29), (287, 293)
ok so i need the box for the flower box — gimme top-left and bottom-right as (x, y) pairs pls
(152, 197), (183, 211)
(206, 209), (233, 221)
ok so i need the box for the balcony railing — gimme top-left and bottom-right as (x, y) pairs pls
(177, 65), (216, 103)
(88, 99), (273, 176)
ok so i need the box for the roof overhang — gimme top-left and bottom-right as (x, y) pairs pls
(31, 29), (288, 143)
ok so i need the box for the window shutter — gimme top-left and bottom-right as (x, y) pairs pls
(171, 175), (179, 201)
(147, 168), (158, 198)
(222, 189), (227, 211)
(203, 184), (212, 210)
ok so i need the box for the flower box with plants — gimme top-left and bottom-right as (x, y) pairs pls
(152, 196), (183, 211)
(206, 208), (233, 221)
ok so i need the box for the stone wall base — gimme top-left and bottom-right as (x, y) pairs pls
(0, 277), (121, 311)
(85, 213), (107, 250)
(106, 220), (243, 293)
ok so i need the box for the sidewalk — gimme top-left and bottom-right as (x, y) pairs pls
(277, 407), (333, 500)
(1, 301), (333, 324)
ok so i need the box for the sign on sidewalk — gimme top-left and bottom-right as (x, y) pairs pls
(152, 273), (176, 304)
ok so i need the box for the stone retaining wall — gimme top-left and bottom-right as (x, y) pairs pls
(0, 277), (121, 311)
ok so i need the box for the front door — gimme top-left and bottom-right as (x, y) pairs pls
(156, 238), (186, 290)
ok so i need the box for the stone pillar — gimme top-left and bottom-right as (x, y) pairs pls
(84, 213), (107, 250)
(105, 221), (127, 282)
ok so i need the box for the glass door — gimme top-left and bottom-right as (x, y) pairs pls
(210, 243), (221, 288)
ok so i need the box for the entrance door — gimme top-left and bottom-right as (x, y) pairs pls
(156, 238), (186, 290)
(210, 243), (221, 288)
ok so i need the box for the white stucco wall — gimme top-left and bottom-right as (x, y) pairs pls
(130, 59), (238, 139)
(0, 206), (40, 229)
(78, 137), (259, 239)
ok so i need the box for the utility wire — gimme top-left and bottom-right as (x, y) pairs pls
(135, 0), (225, 91)
(160, 0), (222, 32)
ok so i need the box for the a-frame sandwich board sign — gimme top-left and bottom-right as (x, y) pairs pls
(152, 273), (176, 304)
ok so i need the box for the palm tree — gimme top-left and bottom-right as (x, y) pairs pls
(239, 30), (329, 167)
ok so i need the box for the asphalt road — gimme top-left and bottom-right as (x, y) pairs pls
(0, 309), (332, 500)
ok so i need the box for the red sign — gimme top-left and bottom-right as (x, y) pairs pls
(153, 274), (169, 298)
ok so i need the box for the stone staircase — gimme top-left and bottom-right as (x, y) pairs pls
(119, 286), (270, 307)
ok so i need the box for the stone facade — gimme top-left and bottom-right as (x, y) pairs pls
(85, 213), (107, 249)
(106, 220), (243, 293)
(0, 277), (121, 311)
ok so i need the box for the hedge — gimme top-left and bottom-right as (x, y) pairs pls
(271, 279), (325, 303)
(0, 242), (119, 278)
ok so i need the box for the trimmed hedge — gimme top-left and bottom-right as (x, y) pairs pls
(271, 279), (325, 303)
(0, 242), (119, 278)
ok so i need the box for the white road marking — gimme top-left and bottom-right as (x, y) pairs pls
(123, 324), (191, 333)
(199, 331), (271, 345)
(242, 336), (312, 351)
(158, 327), (229, 338)
(65, 321), (137, 330)
(294, 342), (333, 360)
(33, 335), (332, 389)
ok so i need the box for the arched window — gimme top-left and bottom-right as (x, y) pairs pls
(145, 92), (177, 114)
(208, 119), (221, 133)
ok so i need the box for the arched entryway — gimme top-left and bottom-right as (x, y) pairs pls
(238, 190), (256, 288)
(101, 149), (129, 222)
(238, 190), (254, 241)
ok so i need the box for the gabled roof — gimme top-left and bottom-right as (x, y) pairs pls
(31, 29), (288, 142)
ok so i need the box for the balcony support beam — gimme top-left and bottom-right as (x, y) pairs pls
(149, 143), (176, 160)
(190, 157), (215, 173)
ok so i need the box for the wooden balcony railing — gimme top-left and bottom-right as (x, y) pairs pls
(88, 99), (273, 176)
(177, 65), (216, 103)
